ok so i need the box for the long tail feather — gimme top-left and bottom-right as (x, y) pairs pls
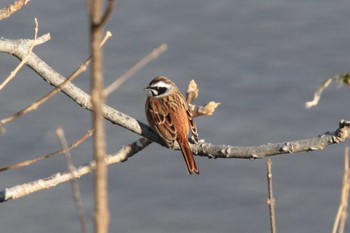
(178, 139), (199, 175)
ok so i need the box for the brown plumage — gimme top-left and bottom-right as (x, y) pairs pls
(144, 76), (199, 174)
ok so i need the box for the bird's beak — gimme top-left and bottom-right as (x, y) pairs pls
(144, 87), (154, 97)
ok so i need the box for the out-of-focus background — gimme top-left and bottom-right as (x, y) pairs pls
(1, 1), (350, 232)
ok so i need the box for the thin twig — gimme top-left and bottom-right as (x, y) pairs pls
(0, 138), (151, 203)
(266, 159), (277, 233)
(332, 146), (349, 233)
(0, 0), (30, 20)
(0, 32), (111, 126)
(0, 128), (94, 172)
(0, 18), (38, 90)
(88, 0), (115, 28)
(56, 128), (89, 233)
(305, 73), (350, 109)
(104, 43), (168, 96)
(98, 0), (116, 28)
(339, 147), (350, 233)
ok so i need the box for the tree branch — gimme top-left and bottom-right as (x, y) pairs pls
(266, 159), (277, 233)
(0, 37), (350, 160)
(0, 0), (30, 20)
(0, 138), (151, 203)
(0, 18), (39, 90)
(0, 128), (94, 172)
(0, 32), (110, 126)
(56, 128), (89, 233)
(90, 0), (109, 232)
(193, 120), (350, 159)
(104, 43), (168, 96)
(0, 36), (163, 143)
(2, 120), (349, 202)
(305, 73), (350, 109)
(332, 147), (350, 233)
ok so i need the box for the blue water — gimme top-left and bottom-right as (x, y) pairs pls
(1, 1), (350, 232)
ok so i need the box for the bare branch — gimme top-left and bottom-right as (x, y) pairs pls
(104, 43), (168, 96)
(305, 73), (350, 109)
(0, 121), (350, 202)
(56, 128), (89, 233)
(266, 159), (277, 233)
(193, 120), (350, 159)
(90, 0), (109, 232)
(98, 0), (116, 28)
(1, 36), (160, 141)
(339, 147), (350, 233)
(0, 34), (51, 53)
(0, 32), (110, 126)
(0, 0), (30, 20)
(0, 128), (94, 172)
(1, 37), (350, 159)
(332, 146), (349, 233)
(0, 138), (151, 202)
(0, 18), (39, 90)
(4, 123), (349, 202)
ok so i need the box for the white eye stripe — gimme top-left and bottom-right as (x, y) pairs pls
(148, 80), (173, 98)
(150, 81), (172, 89)
(150, 89), (158, 96)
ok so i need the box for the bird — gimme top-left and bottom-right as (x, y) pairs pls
(144, 76), (199, 175)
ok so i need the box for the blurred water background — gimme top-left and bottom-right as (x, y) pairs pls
(1, 1), (350, 232)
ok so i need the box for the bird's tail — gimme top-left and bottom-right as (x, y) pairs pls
(178, 139), (199, 175)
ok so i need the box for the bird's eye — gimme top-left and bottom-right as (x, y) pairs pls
(154, 86), (167, 95)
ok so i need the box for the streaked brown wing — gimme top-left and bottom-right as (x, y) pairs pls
(146, 98), (177, 147)
(186, 108), (198, 143)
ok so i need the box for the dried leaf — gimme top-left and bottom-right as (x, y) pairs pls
(198, 101), (221, 116)
(186, 80), (199, 104)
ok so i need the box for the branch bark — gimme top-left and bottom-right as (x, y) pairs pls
(194, 120), (350, 159)
(0, 0), (30, 20)
(89, 0), (110, 232)
(0, 138), (151, 202)
(266, 159), (277, 233)
(0, 36), (350, 160)
(56, 128), (89, 233)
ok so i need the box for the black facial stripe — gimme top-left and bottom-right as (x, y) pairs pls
(151, 86), (167, 96)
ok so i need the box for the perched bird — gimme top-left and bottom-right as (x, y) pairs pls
(144, 76), (199, 174)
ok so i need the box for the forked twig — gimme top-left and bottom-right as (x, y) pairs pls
(98, 0), (116, 28)
(0, 18), (38, 90)
(0, 32), (111, 126)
